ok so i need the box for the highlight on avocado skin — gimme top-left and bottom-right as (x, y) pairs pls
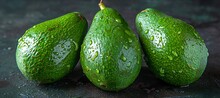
(80, 2), (142, 91)
(16, 12), (88, 84)
(136, 8), (209, 86)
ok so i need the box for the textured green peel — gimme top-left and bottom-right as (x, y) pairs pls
(136, 8), (209, 86)
(16, 12), (88, 83)
(80, 4), (142, 91)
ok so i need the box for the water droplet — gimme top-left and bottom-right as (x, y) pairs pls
(33, 26), (36, 28)
(67, 65), (70, 68)
(172, 51), (178, 56)
(152, 50), (155, 54)
(159, 68), (165, 76)
(128, 38), (132, 43)
(115, 19), (121, 23)
(123, 45), (128, 50)
(120, 54), (127, 62)
(89, 40), (92, 45)
(98, 79), (100, 82)
(91, 51), (98, 61)
(99, 16), (103, 19)
(127, 62), (131, 67)
(145, 29), (149, 34)
(168, 56), (173, 60)
(188, 64), (196, 70)
(125, 30), (131, 36)
(150, 36), (154, 41)
(181, 46), (184, 49)
(72, 41), (78, 51)
(85, 66), (91, 71)
(159, 26), (164, 29)
(172, 70), (176, 73)
(159, 37), (162, 42)
(178, 31), (181, 34)
(96, 69), (100, 74)
(100, 82), (106, 88)
(178, 70), (183, 73)
(194, 33), (199, 38)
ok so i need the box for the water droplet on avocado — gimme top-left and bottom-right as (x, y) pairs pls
(99, 16), (103, 19)
(89, 40), (92, 45)
(150, 36), (154, 41)
(128, 38), (132, 43)
(159, 37), (162, 42)
(172, 51), (178, 56)
(194, 32), (199, 38)
(115, 19), (121, 23)
(159, 26), (164, 29)
(178, 70), (183, 73)
(72, 41), (78, 51)
(181, 46), (184, 49)
(152, 50), (155, 54)
(100, 82), (106, 88)
(96, 69), (100, 74)
(178, 31), (181, 34)
(86, 66), (91, 71)
(67, 64), (70, 68)
(91, 51), (98, 61)
(168, 56), (173, 60)
(125, 30), (131, 36)
(159, 68), (165, 76)
(188, 64), (196, 70)
(127, 62), (131, 67)
(120, 54), (127, 62)
(137, 60), (140, 64)
(145, 29), (149, 34)
(123, 45), (128, 50)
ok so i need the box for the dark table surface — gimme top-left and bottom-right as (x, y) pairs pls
(1, 0), (220, 97)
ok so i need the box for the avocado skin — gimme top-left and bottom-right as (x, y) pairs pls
(16, 12), (88, 83)
(136, 8), (209, 86)
(80, 8), (142, 91)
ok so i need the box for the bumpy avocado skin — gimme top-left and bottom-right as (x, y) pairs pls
(136, 8), (209, 86)
(16, 12), (88, 83)
(80, 8), (142, 91)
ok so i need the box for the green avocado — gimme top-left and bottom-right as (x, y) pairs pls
(16, 12), (88, 83)
(80, 2), (142, 91)
(136, 8), (209, 86)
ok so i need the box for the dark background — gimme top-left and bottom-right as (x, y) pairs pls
(0, 0), (220, 97)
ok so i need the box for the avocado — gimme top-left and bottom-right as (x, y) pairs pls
(136, 8), (209, 86)
(80, 2), (142, 91)
(16, 12), (88, 83)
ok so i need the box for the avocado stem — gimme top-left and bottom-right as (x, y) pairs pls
(99, 0), (106, 10)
